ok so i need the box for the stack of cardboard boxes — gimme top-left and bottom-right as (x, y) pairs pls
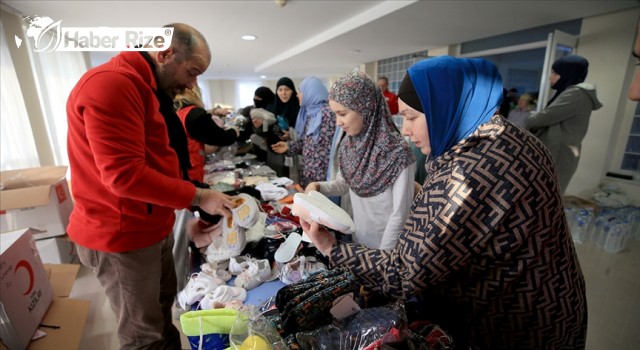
(0, 166), (89, 349)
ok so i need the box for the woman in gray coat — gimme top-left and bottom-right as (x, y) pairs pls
(526, 55), (602, 194)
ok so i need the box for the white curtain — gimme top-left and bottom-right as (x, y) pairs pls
(29, 39), (88, 166)
(0, 21), (40, 170)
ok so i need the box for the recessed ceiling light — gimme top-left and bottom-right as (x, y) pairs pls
(242, 35), (256, 41)
(260, 75), (266, 79)
(348, 49), (361, 54)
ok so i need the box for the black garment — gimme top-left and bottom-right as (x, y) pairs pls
(182, 106), (238, 146)
(266, 77), (300, 146)
(139, 52), (191, 180)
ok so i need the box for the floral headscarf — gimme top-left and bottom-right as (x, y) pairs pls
(330, 71), (415, 197)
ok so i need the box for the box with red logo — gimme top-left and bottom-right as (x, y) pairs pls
(0, 166), (73, 240)
(0, 228), (54, 350)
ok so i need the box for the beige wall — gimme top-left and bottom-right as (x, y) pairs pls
(569, 7), (640, 203)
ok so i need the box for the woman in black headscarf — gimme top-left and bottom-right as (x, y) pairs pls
(265, 77), (300, 177)
(525, 55), (602, 193)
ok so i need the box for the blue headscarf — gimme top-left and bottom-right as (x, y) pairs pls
(404, 56), (503, 158)
(294, 76), (328, 142)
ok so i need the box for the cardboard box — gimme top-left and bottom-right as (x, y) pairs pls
(0, 228), (54, 350)
(27, 264), (88, 350)
(35, 235), (78, 264)
(0, 166), (73, 240)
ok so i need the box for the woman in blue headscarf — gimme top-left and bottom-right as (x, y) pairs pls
(526, 55), (602, 194)
(302, 56), (587, 349)
(272, 76), (337, 187)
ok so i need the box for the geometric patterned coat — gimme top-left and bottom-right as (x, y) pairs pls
(328, 116), (587, 349)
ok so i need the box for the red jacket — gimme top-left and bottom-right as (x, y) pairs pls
(66, 52), (196, 252)
(177, 105), (206, 182)
(382, 90), (399, 115)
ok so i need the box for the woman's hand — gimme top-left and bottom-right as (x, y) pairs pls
(271, 141), (289, 154)
(279, 130), (290, 141)
(305, 182), (320, 193)
(300, 218), (336, 256)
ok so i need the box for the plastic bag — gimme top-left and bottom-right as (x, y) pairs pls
(229, 309), (289, 350)
(294, 302), (408, 350)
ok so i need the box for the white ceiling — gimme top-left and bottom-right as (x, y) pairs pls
(3, 0), (638, 80)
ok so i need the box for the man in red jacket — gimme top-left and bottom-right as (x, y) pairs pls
(66, 23), (233, 350)
(377, 76), (399, 115)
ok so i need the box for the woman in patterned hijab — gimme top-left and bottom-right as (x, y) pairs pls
(303, 57), (587, 349)
(306, 71), (415, 250)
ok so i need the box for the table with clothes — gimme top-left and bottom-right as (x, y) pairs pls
(176, 152), (454, 350)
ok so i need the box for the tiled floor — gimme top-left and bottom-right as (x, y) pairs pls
(70, 240), (640, 350)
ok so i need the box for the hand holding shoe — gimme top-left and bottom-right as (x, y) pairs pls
(300, 218), (335, 256)
(305, 182), (320, 193)
(194, 188), (234, 218)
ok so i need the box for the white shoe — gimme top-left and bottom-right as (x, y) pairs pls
(250, 108), (276, 125)
(229, 255), (253, 275)
(234, 259), (271, 290)
(292, 191), (355, 234)
(274, 232), (302, 263)
(177, 272), (225, 310)
(199, 285), (247, 310)
(280, 256), (327, 285)
(205, 217), (247, 261)
(231, 194), (260, 229)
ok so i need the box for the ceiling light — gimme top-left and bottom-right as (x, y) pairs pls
(348, 49), (361, 54)
(242, 35), (256, 41)
(260, 75), (266, 79)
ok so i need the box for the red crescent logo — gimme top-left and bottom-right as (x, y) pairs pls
(14, 260), (35, 295)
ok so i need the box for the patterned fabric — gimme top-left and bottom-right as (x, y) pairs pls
(328, 117), (588, 349)
(288, 103), (336, 187)
(275, 268), (356, 337)
(330, 71), (415, 197)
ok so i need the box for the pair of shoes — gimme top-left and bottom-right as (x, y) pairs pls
(280, 256), (327, 285)
(177, 272), (226, 310)
(292, 191), (355, 234)
(231, 193), (261, 229)
(250, 108), (277, 125)
(200, 262), (232, 282)
(199, 285), (247, 310)
(205, 216), (247, 261)
(229, 255), (253, 275)
(234, 259), (272, 290)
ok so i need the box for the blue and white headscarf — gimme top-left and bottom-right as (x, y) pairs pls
(400, 56), (503, 158)
(294, 76), (328, 142)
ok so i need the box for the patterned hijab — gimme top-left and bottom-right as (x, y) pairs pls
(330, 71), (415, 198)
(268, 77), (300, 127)
(547, 55), (589, 106)
(401, 56), (503, 158)
(295, 76), (328, 142)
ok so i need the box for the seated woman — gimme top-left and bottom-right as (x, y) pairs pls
(303, 56), (587, 349)
(271, 76), (337, 188)
(306, 72), (416, 250)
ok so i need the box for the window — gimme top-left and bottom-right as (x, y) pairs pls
(0, 21), (39, 170)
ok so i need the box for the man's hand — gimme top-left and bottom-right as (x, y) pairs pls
(300, 218), (335, 256)
(193, 188), (234, 217)
(271, 141), (289, 154)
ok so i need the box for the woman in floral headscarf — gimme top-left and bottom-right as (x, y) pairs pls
(306, 72), (416, 250)
(303, 56), (587, 349)
(272, 76), (337, 188)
